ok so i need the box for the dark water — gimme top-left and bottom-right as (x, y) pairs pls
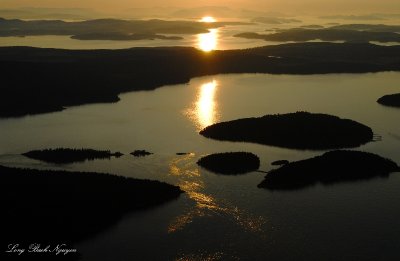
(1, 73), (399, 260)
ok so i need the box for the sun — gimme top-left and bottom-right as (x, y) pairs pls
(200, 16), (216, 23)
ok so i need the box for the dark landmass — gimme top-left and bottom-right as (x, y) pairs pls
(377, 93), (400, 107)
(71, 32), (183, 41)
(0, 7), (99, 20)
(197, 152), (260, 175)
(251, 17), (301, 24)
(329, 24), (400, 33)
(199, 112), (373, 150)
(258, 150), (400, 190)
(300, 25), (325, 29)
(131, 150), (153, 157)
(1, 165), (183, 255)
(2, 42), (400, 118)
(0, 17), (216, 37)
(319, 15), (386, 21)
(22, 148), (123, 164)
(271, 160), (289, 166)
(235, 28), (400, 42)
(176, 152), (191, 155)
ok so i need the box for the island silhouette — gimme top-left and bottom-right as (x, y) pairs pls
(258, 150), (399, 190)
(131, 150), (153, 157)
(23, 148), (123, 164)
(197, 152), (260, 174)
(377, 93), (400, 107)
(200, 112), (374, 150)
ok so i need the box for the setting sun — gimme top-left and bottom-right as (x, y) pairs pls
(200, 16), (216, 23)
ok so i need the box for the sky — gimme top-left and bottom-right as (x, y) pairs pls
(1, 0), (400, 14)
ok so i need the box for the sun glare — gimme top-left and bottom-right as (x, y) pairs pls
(185, 80), (219, 130)
(198, 29), (218, 52)
(200, 16), (216, 23)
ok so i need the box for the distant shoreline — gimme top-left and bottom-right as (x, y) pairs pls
(1, 42), (400, 118)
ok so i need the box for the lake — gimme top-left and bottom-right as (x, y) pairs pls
(1, 72), (399, 260)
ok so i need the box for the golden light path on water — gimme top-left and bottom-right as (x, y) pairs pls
(167, 154), (267, 240)
(185, 80), (220, 131)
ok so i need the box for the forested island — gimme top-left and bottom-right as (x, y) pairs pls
(199, 112), (373, 150)
(197, 152), (260, 174)
(1, 165), (183, 255)
(131, 150), (153, 157)
(23, 148), (123, 164)
(377, 93), (400, 107)
(1, 42), (400, 117)
(258, 150), (400, 190)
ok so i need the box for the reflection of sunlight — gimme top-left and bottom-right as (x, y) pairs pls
(185, 80), (219, 130)
(199, 16), (217, 23)
(167, 154), (267, 236)
(198, 29), (218, 52)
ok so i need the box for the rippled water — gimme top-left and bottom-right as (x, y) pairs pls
(1, 73), (400, 260)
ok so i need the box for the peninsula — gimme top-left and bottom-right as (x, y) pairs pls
(1, 165), (183, 245)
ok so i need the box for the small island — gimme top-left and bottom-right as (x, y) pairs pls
(131, 150), (153, 157)
(271, 160), (289, 166)
(197, 152), (260, 175)
(258, 150), (399, 190)
(23, 148), (123, 164)
(200, 112), (374, 150)
(377, 93), (400, 107)
(1, 165), (183, 246)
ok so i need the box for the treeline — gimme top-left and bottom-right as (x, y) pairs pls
(23, 148), (123, 164)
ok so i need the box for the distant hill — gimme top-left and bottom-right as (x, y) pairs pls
(0, 17), (216, 38)
(235, 28), (400, 43)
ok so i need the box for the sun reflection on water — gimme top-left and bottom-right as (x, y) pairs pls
(167, 154), (267, 236)
(198, 29), (218, 52)
(185, 80), (220, 130)
(199, 16), (217, 23)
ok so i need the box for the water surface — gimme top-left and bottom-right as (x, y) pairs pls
(1, 73), (400, 260)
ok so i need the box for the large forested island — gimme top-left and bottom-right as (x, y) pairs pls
(199, 112), (374, 150)
(258, 150), (400, 190)
(1, 42), (400, 117)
